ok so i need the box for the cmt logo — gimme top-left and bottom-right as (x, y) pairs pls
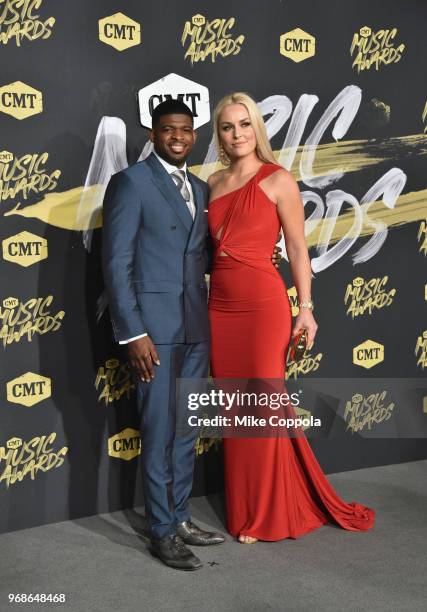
(6, 437), (22, 450)
(0, 150), (13, 163)
(108, 428), (141, 461)
(0, 81), (43, 120)
(99, 12), (141, 51)
(280, 28), (315, 63)
(359, 26), (372, 38)
(192, 14), (206, 26)
(353, 340), (384, 369)
(6, 372), (51, 407)
(138, 73), (210, 129)
(3, 297), (19, 309)
(2, 231), (48, 267)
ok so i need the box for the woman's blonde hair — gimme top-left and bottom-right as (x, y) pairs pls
(213, 92), (276, 165)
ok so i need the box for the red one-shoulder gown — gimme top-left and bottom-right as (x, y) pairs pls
(208, 163), (375, 540)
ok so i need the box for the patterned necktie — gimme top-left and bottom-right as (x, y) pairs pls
(171, 169), (195, 219)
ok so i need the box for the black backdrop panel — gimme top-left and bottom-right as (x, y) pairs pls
(0, 0), (426, 533)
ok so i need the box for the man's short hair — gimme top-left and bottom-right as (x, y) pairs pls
(151, 99), (194, 128)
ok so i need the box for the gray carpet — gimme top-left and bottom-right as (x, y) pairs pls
(1, 460), (426, 612)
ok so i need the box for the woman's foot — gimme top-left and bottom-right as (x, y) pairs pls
(238, 534), (258, 544)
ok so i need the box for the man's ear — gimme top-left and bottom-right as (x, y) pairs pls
(192, 128), (197, 143)
(149, 129), (155, 142)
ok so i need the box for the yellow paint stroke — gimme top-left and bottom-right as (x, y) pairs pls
(2, 134), (427, 236)
(4, 185), (103, 230)
(190, 134), (427, 180)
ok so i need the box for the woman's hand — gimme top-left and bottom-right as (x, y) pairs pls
(292, 309), (318, 350)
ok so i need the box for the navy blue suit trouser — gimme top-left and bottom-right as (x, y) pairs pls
(136, 341), (210, 539)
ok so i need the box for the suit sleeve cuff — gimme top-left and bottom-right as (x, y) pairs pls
(119, 333), (148, 344)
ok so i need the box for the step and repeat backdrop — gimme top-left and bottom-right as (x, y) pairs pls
(0, 0), (426, 533)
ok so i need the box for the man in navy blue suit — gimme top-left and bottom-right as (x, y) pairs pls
(102, 100), (224, 571)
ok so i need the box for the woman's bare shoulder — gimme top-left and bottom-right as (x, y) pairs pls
(266, 166), (300, 198)
(207, 168), (227, 189)
(269, 166), (297, 186)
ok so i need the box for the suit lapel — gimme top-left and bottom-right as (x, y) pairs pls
(187, 171), (204, 227)
(146, 153), (193, 232)
(187, 171), (207, 248)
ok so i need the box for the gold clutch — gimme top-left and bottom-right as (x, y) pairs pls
(287, 328), (308, 362)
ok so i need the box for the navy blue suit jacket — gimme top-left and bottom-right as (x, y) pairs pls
(102, 152), (211, 344)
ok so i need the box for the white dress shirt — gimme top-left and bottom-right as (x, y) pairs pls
(153, 151), (196, 219)
(119, 151), (195, 345)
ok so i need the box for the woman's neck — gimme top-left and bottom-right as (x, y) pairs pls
(229, 153), (263, 178)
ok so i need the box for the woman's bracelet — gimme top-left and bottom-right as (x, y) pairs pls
(298, 298), (314, 311)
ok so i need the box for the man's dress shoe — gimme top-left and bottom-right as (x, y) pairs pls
(149, 534), (203, 570)
(176, 520), (226, 546)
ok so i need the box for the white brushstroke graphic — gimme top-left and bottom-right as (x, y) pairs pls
(77, 117), (128, 251)
(72, 86), (411, 322)
(300, 85), (362, 188)
(352, 168), (407, 264)
(311, 190), (363, 273)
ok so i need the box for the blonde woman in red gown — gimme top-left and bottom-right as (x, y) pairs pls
(207, 92), (375, 544)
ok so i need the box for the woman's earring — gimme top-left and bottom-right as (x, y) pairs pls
(219, 144), (230, 167)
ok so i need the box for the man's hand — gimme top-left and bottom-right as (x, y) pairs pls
(127, 336), (160, 382)
(271, 239), (283, 268)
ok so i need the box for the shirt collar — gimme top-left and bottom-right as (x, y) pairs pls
(153, 150), (188, 176)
